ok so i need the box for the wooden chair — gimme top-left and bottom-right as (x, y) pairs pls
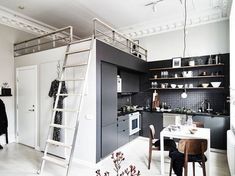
(193, 121), (204, 128)
(170, 139), (208, 176)
(148, 124), (175, 169)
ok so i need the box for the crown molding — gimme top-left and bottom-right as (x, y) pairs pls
(120, 0), (232, 39)
(0, 5), (80, 39)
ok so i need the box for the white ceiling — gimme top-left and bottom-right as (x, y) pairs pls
(0, 0), (232, 39)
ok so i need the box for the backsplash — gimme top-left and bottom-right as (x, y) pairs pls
(117, 94), (132, 109)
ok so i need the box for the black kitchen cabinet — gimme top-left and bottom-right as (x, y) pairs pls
(101, 62), (118, 157)
(120, 70), (140, 92)
(117, 115), (129, 147)
(192, 115), (230, 150)
(101, 123), (118, 158)
(101, 62), (117, 127)
(141, 112), (163, 139)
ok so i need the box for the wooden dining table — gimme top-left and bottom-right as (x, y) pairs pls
(160, 125), (211, 176)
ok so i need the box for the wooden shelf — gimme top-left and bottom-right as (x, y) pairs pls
(149, 75), (224, 81)
(150, 87), (224, 90)
(149, 64), (224, 71)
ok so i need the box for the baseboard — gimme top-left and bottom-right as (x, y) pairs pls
(211, 148), (227, 154)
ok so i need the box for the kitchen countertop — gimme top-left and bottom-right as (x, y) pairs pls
(117, 110), (141, 117)
(143, 110), (230, 117)
(118, 109), (229, 118)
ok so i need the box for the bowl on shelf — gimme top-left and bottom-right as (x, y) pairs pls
(171, 84), (177, 88)
(177, 84), (183, 88)
(210, 82), (221, 88)
(201, 83), (209, 88)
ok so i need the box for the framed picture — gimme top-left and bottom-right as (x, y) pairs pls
(172, 57), (181, 68)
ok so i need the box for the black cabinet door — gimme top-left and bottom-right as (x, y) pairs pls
(120, 70), (139, 92)
(193, 115), (230, 150)
(102, 123), (118, 158)
(101, 62), (117, 126)
(141, 112), (163, 139)
(118, 129), (129, 148)
(117, 115), (129, 147)
(204, 116), (230, 150)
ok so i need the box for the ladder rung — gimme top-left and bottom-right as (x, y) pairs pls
(47, 139), (72, 149)
(63, 63), (87, 68)
(50, 124), (75, 130)
(56, 93), (82, 96)
(59, 78), (84, 81)
(66, 49), (90, 55)
(42, 156), (68, 168)
(53, 108), (78, 112)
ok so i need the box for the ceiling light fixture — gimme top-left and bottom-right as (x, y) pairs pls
(145, 0), (164, 12)
(18, 5), (25, 10)
(145, 0), (182, 12)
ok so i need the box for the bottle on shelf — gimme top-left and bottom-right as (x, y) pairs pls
(208, 55), (213, 65)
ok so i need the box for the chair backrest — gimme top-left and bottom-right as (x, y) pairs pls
(178, 139), (208, 155)
(193, 121), (204, 128)
(149, 125), (155, 140)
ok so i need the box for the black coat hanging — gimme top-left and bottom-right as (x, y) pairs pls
(0, 99), (8, 136)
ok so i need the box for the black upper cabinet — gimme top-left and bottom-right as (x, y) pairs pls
(120, 70), (140, 93)
(101, 62), (117, 127)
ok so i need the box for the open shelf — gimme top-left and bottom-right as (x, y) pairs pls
(150, 87), (224, 90)
(149, 75), (224, 81)
(149, 64), (224, 71)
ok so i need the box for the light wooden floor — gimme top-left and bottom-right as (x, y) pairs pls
(0, 137), (230, 176)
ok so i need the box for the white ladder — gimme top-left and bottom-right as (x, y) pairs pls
(38, 36), (94, 176)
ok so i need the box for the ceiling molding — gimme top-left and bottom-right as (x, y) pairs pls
(0, 5), (80, 39)
(119, 0), (232, 39)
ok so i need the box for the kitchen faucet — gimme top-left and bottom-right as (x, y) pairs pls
(201, 99), (213, 113)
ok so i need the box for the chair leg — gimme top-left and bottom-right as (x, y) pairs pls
(184, 162), (188, 176)
(202, 161), (206, 176)
(169, 159), (173, 176)
(192, 162), (195, 176)
(148, 147), (152, 169)
(201, 154), (206, 176)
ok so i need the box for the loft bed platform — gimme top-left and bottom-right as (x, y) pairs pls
(14, 19), (148, 61)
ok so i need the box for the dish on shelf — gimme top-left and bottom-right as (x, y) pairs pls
(211, 82), (221, 88)
(182, 71), (193, 77)
(177, 84), (183, 88)
(202, 83), (209, 88)
(171, 84), (176, 88)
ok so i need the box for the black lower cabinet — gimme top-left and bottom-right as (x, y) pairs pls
(117, 115), (129, 148)
(192, 115), (230, 150)
(102, 123), (118, 158)
(118, 130), (129, 147)
(141, 112), (163, 139)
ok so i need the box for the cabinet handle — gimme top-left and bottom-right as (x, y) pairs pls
(123, 130), (125, 132)
(123, 120), (125, 122)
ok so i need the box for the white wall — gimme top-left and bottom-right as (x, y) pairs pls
(0, 24), (34, 144)
(139, 20), (229, 61)
(15, 40), (97, 164)
(230, 4), (235, 128)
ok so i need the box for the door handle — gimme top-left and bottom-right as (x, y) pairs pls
(28, 109), (35, 112)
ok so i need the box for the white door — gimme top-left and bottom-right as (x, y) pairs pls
(16, 66), (37, 148)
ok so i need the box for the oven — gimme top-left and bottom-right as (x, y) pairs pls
(129, 112), (140, 135)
